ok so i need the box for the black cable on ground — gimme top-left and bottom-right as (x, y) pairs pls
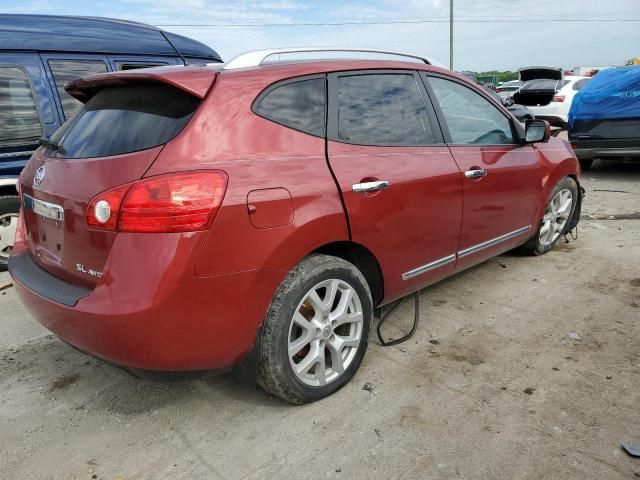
(376, 290), (421, 346)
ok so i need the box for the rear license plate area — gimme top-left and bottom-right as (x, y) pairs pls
(23, 194), (65, 262)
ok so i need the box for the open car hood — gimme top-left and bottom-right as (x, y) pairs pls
(519, 66), (563, 82)
(65, 65), (220, 103)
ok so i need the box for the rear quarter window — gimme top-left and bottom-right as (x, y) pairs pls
(253, 77), (326, 137)
(47, 83), (199, 159)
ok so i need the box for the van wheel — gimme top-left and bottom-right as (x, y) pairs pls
(259, 254), (372, 404)
(579, 159), (594, 171)
(0, 195), (21, 271)
(518, 177), (578, 256)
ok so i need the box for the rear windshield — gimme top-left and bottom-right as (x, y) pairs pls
(47, 83), (199, 158)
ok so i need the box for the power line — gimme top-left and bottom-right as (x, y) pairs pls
(154, 18), (640, 27)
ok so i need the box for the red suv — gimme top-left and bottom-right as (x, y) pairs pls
(10, 48), (582, 404)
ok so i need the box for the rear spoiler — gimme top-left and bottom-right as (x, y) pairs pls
(65, 65), (220, 103)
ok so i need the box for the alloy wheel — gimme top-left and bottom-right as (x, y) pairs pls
(539, 188), (573, 246)
(288, 279), (364, 387)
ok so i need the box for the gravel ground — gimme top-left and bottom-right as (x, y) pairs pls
(1, 160), (639, 480)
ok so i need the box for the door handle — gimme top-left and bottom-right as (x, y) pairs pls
(352, 180), (389, 193)
(464, 169), (487, 179)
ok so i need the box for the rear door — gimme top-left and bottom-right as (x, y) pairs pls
(327, 70), (463, 302)
(423, 73), (541, 272)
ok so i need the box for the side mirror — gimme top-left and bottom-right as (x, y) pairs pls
(524, 119), (551, 143)
(502, 97), (514, 107)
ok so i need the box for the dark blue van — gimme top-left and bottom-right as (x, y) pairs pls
(0, 14), (222, 268)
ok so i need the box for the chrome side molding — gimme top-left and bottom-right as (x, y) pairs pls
(401, 225), (532, 280)
(402, 254), (456, 280)
(457, 225), (531, 258)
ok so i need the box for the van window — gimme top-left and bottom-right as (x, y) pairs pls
(48, 60), (108, 119)
(47, 83), (199, 159)
(0, 67), (42, 147)
(254, 78), (326, 137)
(117, 63), (168, 71)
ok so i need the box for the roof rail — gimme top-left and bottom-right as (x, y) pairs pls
(223, 47), (431, 70)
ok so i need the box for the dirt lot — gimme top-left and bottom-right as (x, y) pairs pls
(1, 161), (639, 480)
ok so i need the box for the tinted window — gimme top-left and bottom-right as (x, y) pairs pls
(0, 67), (42, 147)
(336, 74), (435, 145)
(254, 78), (325, 136)
(48, 60), (108, 119)
(428, 76), (514, 145)
(572, 78), (590, 91)
(47, 83), (199, 159)
(117, 63), (168, 71)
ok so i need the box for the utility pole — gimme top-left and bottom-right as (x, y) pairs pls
(449, 0), (453, 70)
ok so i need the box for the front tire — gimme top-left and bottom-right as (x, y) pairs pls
(0, 195), (20, 271)
(259, 254), (372, 404)
(519, 177), (578, 256)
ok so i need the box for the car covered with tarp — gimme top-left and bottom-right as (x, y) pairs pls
(569, 65), (640, 170)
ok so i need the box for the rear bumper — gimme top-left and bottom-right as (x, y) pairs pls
(10, 232), (285, 371)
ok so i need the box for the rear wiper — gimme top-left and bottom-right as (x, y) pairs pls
(38, 136), (65, 154)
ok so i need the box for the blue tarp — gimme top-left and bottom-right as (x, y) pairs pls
(569, 66), (640, 127)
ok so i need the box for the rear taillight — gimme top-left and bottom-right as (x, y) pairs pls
(86, 171), (228, 233)
(552, 95), (565, 102)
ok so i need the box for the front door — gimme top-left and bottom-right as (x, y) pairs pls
(326, 70), (463, 302)
(424, 74), (542, 271)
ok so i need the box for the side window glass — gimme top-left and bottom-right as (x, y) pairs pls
(48, 60), (108, 119)
(335, 73), (436, 146)
(254, 78), (326, 137)
(428, 76), (515, 145)
(0, 67), (42, 147)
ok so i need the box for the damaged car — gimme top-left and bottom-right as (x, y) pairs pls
(10, 48), (583, 404)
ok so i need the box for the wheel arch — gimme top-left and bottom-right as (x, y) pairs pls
(311, 240), (384, 306)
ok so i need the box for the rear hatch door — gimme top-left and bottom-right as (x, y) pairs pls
(19, 68), (215, 287)
(514, 66), (565, 106)
(519, 66), (563, 83)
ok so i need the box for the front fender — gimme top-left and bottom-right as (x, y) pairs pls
(533, 138), (581, 226)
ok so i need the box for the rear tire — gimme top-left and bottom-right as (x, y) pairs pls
(0, 195), (20, 271)
(259, 254), (372, 404)
(579, 158), (594, 171)
(518, 177), (578, 256)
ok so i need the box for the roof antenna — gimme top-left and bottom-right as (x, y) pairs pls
(160, 30), (189, 66)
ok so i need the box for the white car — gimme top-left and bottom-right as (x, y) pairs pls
(513, 67), (590, 127)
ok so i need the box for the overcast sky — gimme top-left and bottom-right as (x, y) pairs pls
(4, 0), (639, 71)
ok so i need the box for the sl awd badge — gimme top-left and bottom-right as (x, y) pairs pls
(33, 166), (46, 188)
(76, 264), (103, 279)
